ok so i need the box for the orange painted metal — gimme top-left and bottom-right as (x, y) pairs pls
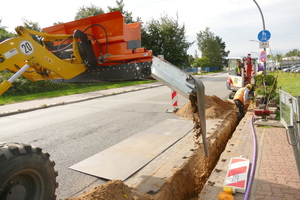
(245, 54), (253, 84)
(43, 11), (152, 66)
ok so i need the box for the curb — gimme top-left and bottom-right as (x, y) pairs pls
(0, 82), (164, 117)
(0, 72), (226, 117)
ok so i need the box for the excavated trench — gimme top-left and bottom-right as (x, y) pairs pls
(66, 95), (250, 200)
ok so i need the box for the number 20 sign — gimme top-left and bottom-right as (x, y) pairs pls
(20, 41), (34, 56)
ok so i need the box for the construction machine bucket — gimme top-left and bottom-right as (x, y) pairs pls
(151, 56), (209, 157)
(151, 57), (194, 99)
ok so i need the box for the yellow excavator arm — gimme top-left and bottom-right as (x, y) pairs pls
(0, 11), (156, 95)
(0, 26), (88, 94)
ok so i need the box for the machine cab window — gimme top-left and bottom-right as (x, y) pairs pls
(228, 58), (243, 76)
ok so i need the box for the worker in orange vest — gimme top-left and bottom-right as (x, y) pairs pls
(233, 84), (252, 121)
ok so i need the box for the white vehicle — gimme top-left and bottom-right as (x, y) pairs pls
(226, 54), (258, 99)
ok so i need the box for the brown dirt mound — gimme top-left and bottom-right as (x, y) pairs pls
(175, 95), (235, 120)
(66, 180), (146, 200)
(175, 95), (235, 140)
(204, 95), (235, 119)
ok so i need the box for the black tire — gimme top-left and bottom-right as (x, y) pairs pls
(0, 143), (58, 200)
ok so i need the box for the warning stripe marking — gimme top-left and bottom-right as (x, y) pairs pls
(227, 180), (246, 188)
(223, 157), (250, 193)
(227, 166), (247, 177)
(171, 91), (177, 99)
(171, 90), (178, 106)
(231, 158), (247, 164)
(230, 161), (249, 169)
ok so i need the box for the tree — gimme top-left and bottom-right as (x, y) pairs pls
(188, 54), (195, 67)
(216, 36), (230, 66)
(108, 0), (140, 23)
(75, 4), (105, 20)
(23, 19), (43, 32)
(196, 27), (228, 67)
(285, 49), (300, 57)
(74, 1), (140, 23)
(21, 19), (43, 42)
(142, 13), (193, 68)
(192, 57), (213, 71)
(53, 22), (64, 25)
(0, 27), (17, 42)
(1, 18), (58, 43)
(272, 52), (283, 67)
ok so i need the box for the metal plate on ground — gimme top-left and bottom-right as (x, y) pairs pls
(70, 118), (193, 181)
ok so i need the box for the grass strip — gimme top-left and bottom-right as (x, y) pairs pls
(0, 80), (157, 105)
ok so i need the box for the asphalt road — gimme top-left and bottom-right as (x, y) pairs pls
(0, 73), (229, 199)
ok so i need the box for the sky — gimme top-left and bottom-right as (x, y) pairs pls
(1, 0), (299, 58)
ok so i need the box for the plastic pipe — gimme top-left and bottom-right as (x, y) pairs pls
(244, 114), (258, 200)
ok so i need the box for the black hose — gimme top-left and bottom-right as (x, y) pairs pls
(83, 24), (109, 56)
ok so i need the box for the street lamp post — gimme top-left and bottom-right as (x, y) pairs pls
(253, 0), (267, 75)
(249, 40), (260, 58)
(251, 52), (259, 58)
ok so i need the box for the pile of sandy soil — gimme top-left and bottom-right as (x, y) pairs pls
(175, 94), (235, 139)
(66, 180), (146, 200)
(175, 95), (235, 120)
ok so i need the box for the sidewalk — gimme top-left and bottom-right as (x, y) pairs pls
(199, 111), (300, 200)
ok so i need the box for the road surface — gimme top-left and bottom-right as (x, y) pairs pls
(0, 73), (229, 199)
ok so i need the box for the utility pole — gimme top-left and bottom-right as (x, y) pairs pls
(253, 0), (267, 75)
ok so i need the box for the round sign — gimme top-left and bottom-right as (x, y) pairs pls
(258, 30), (271, 42)
(260, 51), (267, 62)
(19, 41), (34, 56)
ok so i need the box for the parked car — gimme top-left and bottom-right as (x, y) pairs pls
(282, 67), (290, 72)
(291, 64), (300, 72)
(282, 65), (298, 72)
(293, 67), (300, 73)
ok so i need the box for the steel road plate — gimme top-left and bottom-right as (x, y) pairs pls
(70, 118), (193, 180)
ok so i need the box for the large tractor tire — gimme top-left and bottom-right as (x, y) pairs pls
(0, 143), (58, 200)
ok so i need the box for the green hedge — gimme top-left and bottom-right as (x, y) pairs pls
(254, 74), (278, 102)
(1, 71), (75, 95)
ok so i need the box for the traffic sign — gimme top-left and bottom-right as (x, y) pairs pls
(260, 51), (267, 62)
(259, 41), (269, 49)
(223, 157), (250, 193)
(258, 30), (271, 42)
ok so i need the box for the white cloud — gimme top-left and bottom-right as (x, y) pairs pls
(1, 0), (299, 58)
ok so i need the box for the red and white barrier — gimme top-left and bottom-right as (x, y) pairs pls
(166, 90), (178, 113)
(223, 157), (250, 193)
(171, 90), (178, 107)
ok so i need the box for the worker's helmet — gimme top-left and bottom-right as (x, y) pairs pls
(257, 71), (263, 76)
(246, 84), (252, 90)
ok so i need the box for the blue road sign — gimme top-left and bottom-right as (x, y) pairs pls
(258, 30), (271, 42)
